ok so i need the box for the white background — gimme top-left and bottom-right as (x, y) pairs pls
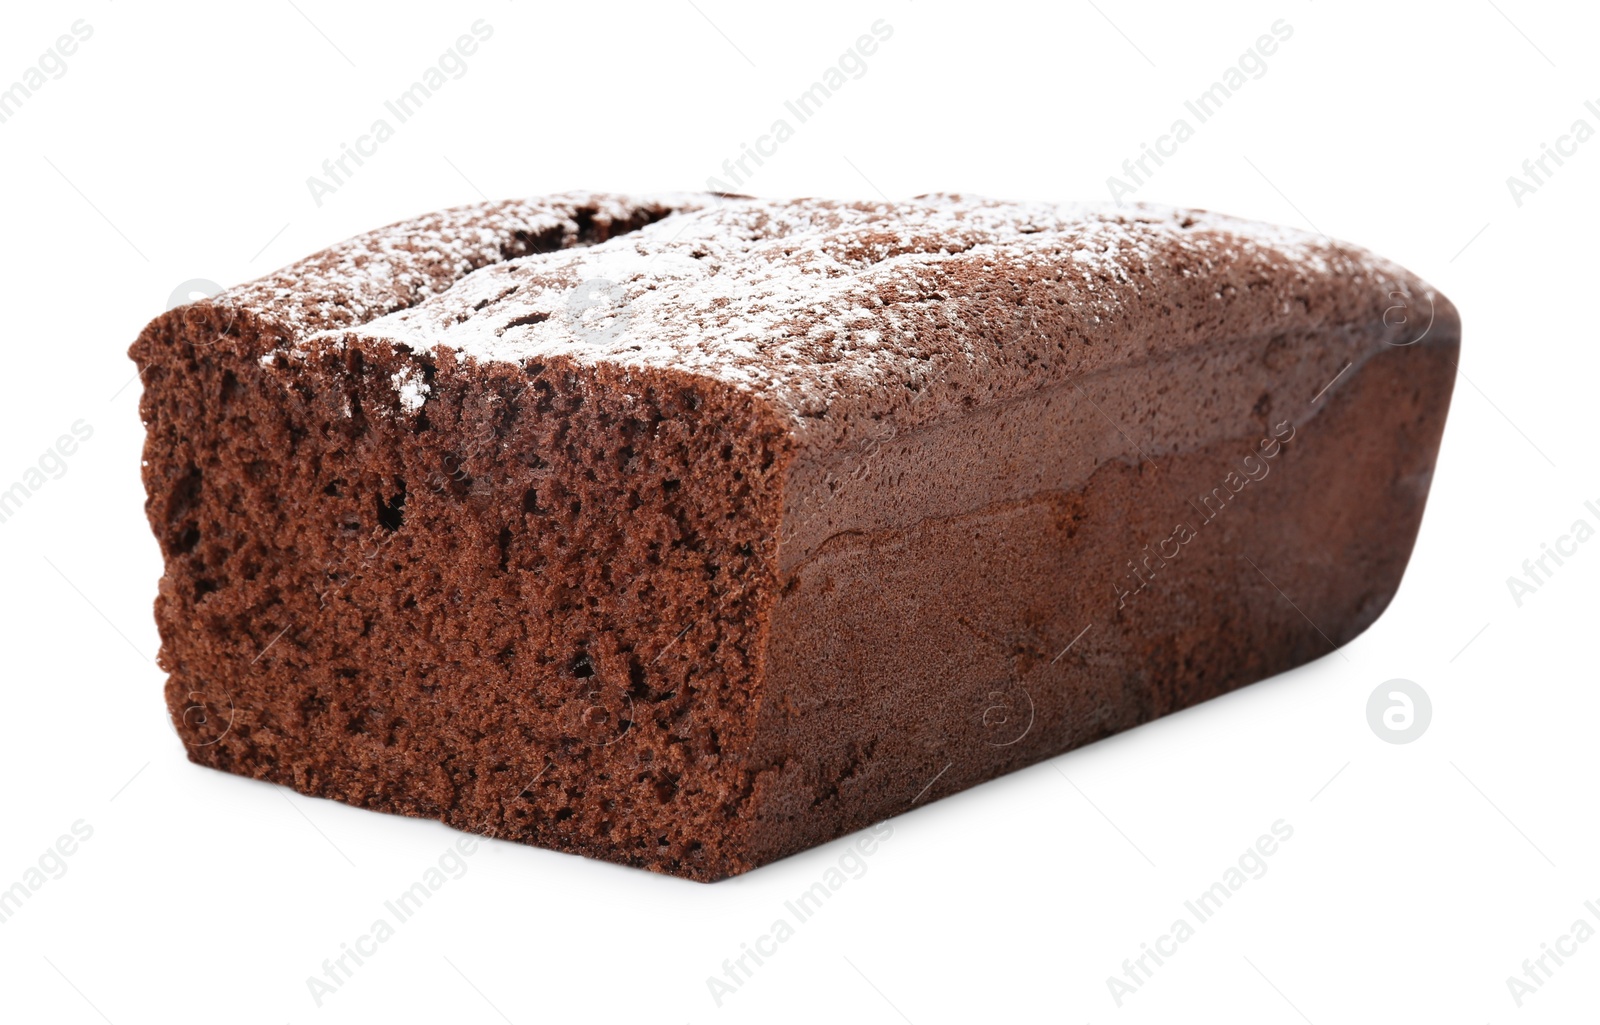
(1, 1), (1596, 1021)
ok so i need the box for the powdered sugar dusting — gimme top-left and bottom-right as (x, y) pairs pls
(390, 365), (429, 412)
(312, 195), (1432, 429)
(232, 192), (1446, 443)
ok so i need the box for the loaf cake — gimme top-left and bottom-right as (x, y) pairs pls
(131, 192), (1458, 880)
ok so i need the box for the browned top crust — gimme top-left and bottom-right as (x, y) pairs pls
(201, 192), (1459, 453)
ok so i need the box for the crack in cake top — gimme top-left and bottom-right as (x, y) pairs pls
(227, 191), (714, 341)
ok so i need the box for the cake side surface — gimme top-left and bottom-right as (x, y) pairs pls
(723, 201), (1459, 862)
(743, 330), (1458, 864)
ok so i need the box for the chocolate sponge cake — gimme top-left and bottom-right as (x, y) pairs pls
(131, 192), (1458, 880)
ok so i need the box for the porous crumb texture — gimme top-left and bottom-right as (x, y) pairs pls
(133, 192), (1459, 880)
